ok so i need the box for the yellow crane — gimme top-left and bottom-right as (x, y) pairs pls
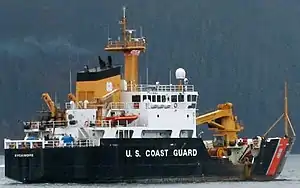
(196, 102), (244, 145)
(67, 89), (120, 126)
(67, 93), (82, 108)
(41, 93), (57, 118)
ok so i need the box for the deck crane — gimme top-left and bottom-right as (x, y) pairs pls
(67, 93), (82, 109)
(67, 89), (120, 126)
(41, 93), (65, 122)
(87, 89), (120, 124)
(196, 102), (244, 146)
(96, 88), (119, 104)
(42, 93), (57, 118)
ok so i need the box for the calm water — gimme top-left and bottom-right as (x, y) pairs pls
(0, 155), (299, 188)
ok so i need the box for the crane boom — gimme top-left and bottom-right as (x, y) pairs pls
(42, 93), (57, 118)
(196, 102), (244, 144)
(97, 89), (119, 103)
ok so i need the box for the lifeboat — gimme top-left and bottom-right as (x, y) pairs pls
(104, 115), (138, 126)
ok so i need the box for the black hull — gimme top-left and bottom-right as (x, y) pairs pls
(4, 137), (294, 183)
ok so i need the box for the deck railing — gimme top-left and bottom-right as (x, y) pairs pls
(90, 118), (141, 128)
(4, 138), (98, 150)
(126, 84), (195, 92)
(105, 40), (146, 49)
(107, 102), (139, 110)
(23, 118), (141, 130)
(23, 120), (67, 131)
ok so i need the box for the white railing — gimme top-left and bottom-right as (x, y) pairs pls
(98, 120), (112, 127)
(90, 119), (142, 128)
(88, 120), (112, 127)
(106, 40), (146, 49)
(126, 84), (194, 92)
(23, 121), (67, 130)
(4, 139), (98, 150)
(107, 102), (139, 110)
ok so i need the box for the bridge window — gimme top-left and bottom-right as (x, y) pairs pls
(187, 95), (191, 102)
(162, 95), (166, 102)
(152, 95), (156, 102)
(187, 95), (192, 102)
(187, 95), (197, 102)
(171, 95), (177, 102)
(192, 95), (197, 102)
(179, 130), (193, 138)
(132, 95), (141, 102)
(213, 135), (225, 147)
(157, 95), (161, 102)
(148, 95), (151, 101)
(178, 94), (184, 102)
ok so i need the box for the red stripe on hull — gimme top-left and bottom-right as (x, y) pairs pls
(266, 137), (289, 176)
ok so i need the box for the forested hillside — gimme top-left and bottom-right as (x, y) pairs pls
(0, 0), (299, 153)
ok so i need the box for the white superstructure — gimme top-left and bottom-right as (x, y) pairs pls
(21, 68), (198, 141)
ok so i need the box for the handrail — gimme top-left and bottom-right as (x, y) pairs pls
(107, 102), (139, 110)
(4, 138), (98, 150)
(106, 40), (146, 49)
(91, 118), (140, 128)
(126, 84), (195, 92)
(91, 120), (112, 127)
(23, 121), (67, 130)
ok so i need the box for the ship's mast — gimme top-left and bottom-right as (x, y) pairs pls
(284, 81), (288, 136)
(104, 6), (146, 89)
(263, 81), (296, 138)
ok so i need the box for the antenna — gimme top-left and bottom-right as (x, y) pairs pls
(107, 25), (110, 42)
(169, 69), (172, 84)
(69, 69), (72, 93)
(140, 26), (143, 38)
(146, 67), (149, 85)
(123, 6), (126, 18)
(120, 6), (127, 43)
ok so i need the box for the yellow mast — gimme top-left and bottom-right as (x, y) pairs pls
(263, 81), (296, 138)
(284, 81), (288, 136)
(104, 6), (146, 89)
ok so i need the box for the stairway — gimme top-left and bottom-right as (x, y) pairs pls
(78, 127), (89, 139)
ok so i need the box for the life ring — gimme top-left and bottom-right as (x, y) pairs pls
(84, 121), (89, 127)
(174, 103), (178, 108)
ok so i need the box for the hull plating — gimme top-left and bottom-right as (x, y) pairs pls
(4, 137), (294, 183)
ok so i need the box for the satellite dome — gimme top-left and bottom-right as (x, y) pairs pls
(175, 68), (186, 80)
